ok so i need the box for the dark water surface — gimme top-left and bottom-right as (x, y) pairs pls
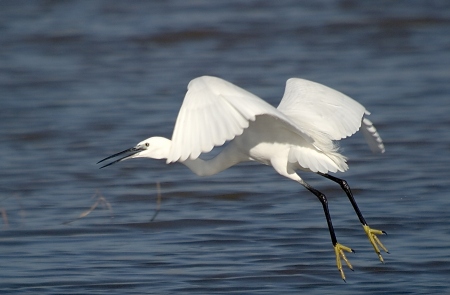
(1, 1), (450, 294)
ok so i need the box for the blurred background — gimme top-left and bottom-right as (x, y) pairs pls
(1, 0), (449, 294)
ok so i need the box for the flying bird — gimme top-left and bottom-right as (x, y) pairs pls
(98, 76), (387, 280)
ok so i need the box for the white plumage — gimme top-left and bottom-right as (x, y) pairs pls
(168, 76), (383, 174)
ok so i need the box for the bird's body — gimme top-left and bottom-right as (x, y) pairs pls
(98, 76), (388, 281)
(179, 114), (343, 179)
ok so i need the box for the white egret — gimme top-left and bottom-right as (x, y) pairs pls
(98, 76), (387, 281)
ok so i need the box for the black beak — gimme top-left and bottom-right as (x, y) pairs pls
(97, 147), (143, 169)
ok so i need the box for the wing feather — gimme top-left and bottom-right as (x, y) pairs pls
(277, 78), (366, 141)
(277, 78), (384, 153)
(360, 113), (385, 153)
(167, 76), (310, 163)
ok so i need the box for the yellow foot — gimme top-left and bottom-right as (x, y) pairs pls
(334, 242), (355, 281)
(363, 224), (389, 262)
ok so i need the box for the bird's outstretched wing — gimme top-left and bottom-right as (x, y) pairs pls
(167, 76), (310, 163)
(277, 78), (384, 153)
(277, 78), (366, 141)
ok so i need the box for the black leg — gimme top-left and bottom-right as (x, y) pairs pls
(318, 173), (368, 226)
(318, 173), (389, 261)
(302, 181), (338, 246)
(299, 179), (354, 281)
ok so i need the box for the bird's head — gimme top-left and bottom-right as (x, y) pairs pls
(97, 136), (171, 168)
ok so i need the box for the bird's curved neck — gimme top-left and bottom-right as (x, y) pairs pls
(181, 144), (247, 177)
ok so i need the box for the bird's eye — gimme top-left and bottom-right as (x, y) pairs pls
(145, 142), (149, 147)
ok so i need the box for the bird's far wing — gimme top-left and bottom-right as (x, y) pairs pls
(167, 76), (309, 163)
(360, 111), (385, 153)
(277, 78), (366, 141)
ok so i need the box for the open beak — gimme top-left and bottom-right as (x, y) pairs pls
(97, 147), (144, 169)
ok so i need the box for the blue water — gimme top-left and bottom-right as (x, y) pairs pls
(1, 1), (450, 294)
